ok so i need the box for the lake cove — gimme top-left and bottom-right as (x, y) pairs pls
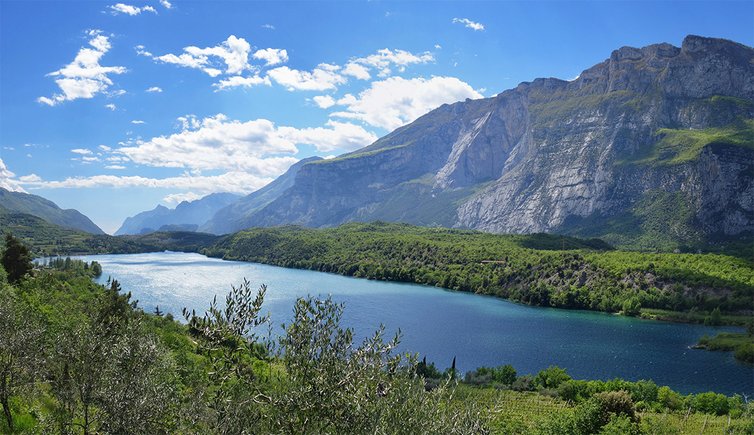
(76, 251), (753, 396)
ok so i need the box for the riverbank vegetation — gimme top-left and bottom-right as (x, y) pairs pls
(1, 235), (752, 433)
(204, 223), (754, 322)
(697, 331), (754, 364)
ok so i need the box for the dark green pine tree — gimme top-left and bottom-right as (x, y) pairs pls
(1, 233), (32, 284)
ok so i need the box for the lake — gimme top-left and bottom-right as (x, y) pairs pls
(75, 251), (753, 396)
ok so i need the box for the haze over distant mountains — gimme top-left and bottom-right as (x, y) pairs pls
(115, 193), (240, 235)
(100, 35), (753, 252)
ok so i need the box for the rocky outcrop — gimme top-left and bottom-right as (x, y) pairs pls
(230, 36), (754, 249)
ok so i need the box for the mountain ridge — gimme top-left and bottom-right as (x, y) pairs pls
(115, 192), (240, 235)
(0, 188), (104, 234)
(217, 35), (753, 252)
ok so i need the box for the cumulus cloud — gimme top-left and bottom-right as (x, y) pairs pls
(267, 64), (346, 91)
(151, 35), (252, 76)
(38, 31), (126, 106)
(351, 48), (434, 77)
(279, 120), (377, 152)
(313, 95), (336, 109)
(146, 86), (163, 93)
(213, 74), (271, 91)
(342, 62), (371, 80)
(330, 76), (482, 130)
(115, 113), (376, 173)
(131, 120), (145, 124)
(105, 165), (127, 170)
(0, 159), (26, 192)
(105, 103), (117, 110)
(452, 18), (485, 31)
(71, 148), (93, 155)
(252, 48), (288, 66)
(108, 3), (157, 15)
(159, 0), (172, 9)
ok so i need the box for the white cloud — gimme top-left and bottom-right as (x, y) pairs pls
(105, 165), (127, 170)
(105, 103), (117, 110)
(452, 18), (485, 31)
(151, 35), (252, 76)
(99, 145), (112, 151)
(313, 95), (336, 109)
(163, 192), (202, 204)
(267, 64), (346, 91)
(342, 62), (371, 80)
(261, 24), (275, 30)
(330, 76), (482, 131)
(351, 48), (434, 77)
(146, 86), (163, 93)
(115, 113), (375, 173)
(38, 31), (126, 106)
(131, 120), (145, 124)
(0, 159), (26, 192)
(252, 48), (288, 66)
(71, 148), (93, 155)
(108, 3), (157, 15)
(213, 74), (271, 91)
(279, 120), (377, 152)
(159, 0), (172, 9)
(21, 171), (277, 197)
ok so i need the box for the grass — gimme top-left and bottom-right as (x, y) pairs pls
(697, 332), (754, 364)
(627, 119), (754, 166)
(455, 386), (754, 435)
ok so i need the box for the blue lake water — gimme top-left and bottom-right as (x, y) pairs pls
(75, 251), (753, 396)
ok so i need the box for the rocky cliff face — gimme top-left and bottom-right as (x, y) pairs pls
(236, 36), (754, 250)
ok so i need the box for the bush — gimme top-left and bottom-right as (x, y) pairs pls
(690, 391), (729, 415)
(512, 375), (535, 392)
(535, 366), (572, 389)
(594, 390), (636, 421)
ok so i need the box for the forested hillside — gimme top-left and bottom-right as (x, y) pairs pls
(205, 223), (754, 319)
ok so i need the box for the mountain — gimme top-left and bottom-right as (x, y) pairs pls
(201, 156), (323, 234)
(0, 188), (104, 234)
(115, 192), (240, 235)
(228, 35), (753, 252)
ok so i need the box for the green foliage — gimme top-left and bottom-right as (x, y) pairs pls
(465, 364), (518, 387)
(622, 298), (641, 316)
(629, 119), (754, 166)
(205, 222), (754, 317)
(690, 392), (730, 415)
(534, 366), (572, 390)
(1, 233), (32, 284)
(697, 332), (754, 363)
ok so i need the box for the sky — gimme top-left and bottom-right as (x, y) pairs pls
(0, 1), (752, 234)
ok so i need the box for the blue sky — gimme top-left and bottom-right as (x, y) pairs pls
(1, 0), (752, 233)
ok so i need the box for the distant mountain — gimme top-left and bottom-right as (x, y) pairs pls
(201, 156), (322, 234)
(0, 188), (104, 234)
(223, 35), (753, 252)
(115, 192), (240, 236)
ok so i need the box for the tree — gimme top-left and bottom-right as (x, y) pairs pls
(535, 366), (572, 390)
(1, 233), (32, 284)
(0, 287), (43, 431)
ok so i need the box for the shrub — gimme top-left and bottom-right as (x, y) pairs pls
(535, 366), (572, 389)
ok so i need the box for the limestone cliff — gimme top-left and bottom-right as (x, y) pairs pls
(234, 36), (754, 251)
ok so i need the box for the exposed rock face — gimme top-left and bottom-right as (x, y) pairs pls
(201, 157), (322, 234)
(115, 192), (240, 235)
(228, 36), (754, 249)
(0, 188), (104, 234)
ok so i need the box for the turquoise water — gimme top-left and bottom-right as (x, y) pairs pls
(76, 251), (753, 396)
